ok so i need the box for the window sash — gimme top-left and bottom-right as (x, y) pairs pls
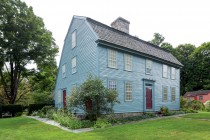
(171, 67), (176, 79)
(108, 49), (117, 68)
(163, 86), (168, 102)
(124, 54), (132, 71)
(125, 82), (132, 101)
(108, 80), (117, 90)
(146, 59), (152, 74)
(72, 31), (76, 48)
(199, 96), (203, 100)
(171, 87), (176, 102)
(62, 65), (66, 78)
(72, 57), (77, 74)
(163, 65), (168, 78)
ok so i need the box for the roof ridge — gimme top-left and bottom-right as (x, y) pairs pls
(86, 17), (172, 54)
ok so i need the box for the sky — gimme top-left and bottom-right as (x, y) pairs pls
(23, 0), (210, 65)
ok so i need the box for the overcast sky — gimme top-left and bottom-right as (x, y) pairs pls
(23, 0), (210, 65)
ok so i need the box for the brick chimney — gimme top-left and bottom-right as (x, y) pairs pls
(111, 17), (130, 34)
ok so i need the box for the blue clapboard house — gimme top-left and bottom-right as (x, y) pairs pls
(54, 16), (183, 113)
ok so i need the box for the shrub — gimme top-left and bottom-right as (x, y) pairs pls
(52, 110), (94, 129)
(68, 75), (119, 120)
(180, 96), (187, 109)
(28, 104), (54, 115)
(185, 100), (205, 110)
(1, 105), (23, 117)
(94, 118), (112, 128)
(160, 106), (170, 116)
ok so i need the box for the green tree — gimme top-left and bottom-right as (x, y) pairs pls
(68, 76), (119, 120)
(175, 44), (196, 95)
(190, 42), (210, 90)
(160, 42), (177, 56)
(0, 0), (58, 104)
(29, 63), (57, 104)
(149, 33), (165, 46)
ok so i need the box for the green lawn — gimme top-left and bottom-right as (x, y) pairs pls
(1, 112), (210, 140)
(183, 112), (210, 120)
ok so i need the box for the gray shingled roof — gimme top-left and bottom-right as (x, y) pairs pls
(184, 90), (210, 97)
(86, 17), (183, 67)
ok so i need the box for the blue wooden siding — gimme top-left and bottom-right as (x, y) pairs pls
(55, 16), (180, 112)
(98, 45), (180, 113)
(54, 17), (98, 108)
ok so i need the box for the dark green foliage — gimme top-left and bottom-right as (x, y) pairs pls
(160, 106), (170, 116)
(68, 76), (119, 120)
(31, 92), (54, 104)
(0, 0), (58, 104)
(1, 105), (23, 117)
(190, 42), (210, 90)
(149, 33), (165, 46)
(176, 44), (196, 95)
(28, 104), (54, 115)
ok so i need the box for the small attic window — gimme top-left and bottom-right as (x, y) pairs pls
(72, 30), (76, 48)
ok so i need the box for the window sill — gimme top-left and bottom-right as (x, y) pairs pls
(72, 71), (77, 75)
(125, 100), (133, 102)
(124, 69), (132, 72)
(107, 66), (118, 70)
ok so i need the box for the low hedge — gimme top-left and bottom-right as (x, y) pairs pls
(0, 104), (23, 117)
(28, 104), (54, 115)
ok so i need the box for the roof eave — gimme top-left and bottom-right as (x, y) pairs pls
(96, 39), (183, 68)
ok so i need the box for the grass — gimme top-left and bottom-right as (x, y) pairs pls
(0, 112), (210, 140)
(183, 112), (210, 120)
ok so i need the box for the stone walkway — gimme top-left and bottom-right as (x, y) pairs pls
(27, 116), (93, 133)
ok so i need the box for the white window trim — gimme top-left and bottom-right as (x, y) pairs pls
(125, 81), (132, 101)
(108, 49), (117, 69)
(163, 86), (168, 102)
(108, 80), (117, 91)
(146, 59), (152, 75)
(171, 87), (176, 102)
(72, 30), (76, 48)
(163, 64), (168, 78)
(62, 64), (66, 78)
(171, 67), (176, 80)
(124, 54), (132, 71)
(72, 57), (77, 74)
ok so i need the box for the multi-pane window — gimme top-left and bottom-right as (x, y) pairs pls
(146, 59), (152, 74)
(72, 57), (77, 74)
(124, 54), (132, 71)
(108, 80), (117, 90)
(163, 86), (168, 102)
(62, 64), (66, 78)
(163, 64), (168, 78)
(171, 67), (176, 79)
(72, 30), (76, 48)
(171, 87), (176, 102)
(125, 82), (132, 101)
(108, 49), (117, 68)
(199, 96), (203, 100)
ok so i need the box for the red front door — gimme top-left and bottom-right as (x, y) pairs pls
(63, 90), (66, 108)
(146, 87), (152, 109)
